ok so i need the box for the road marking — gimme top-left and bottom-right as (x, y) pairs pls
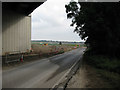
(51, 56), (82, 89)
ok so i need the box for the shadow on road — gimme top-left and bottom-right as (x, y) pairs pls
(46, 48), (84, 82)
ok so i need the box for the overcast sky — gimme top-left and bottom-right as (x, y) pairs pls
(31, 0), (84, 42)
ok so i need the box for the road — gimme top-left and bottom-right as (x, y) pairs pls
(3, 48), (85, 88)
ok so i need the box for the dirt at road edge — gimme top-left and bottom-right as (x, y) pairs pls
(67, 62), (113, 88)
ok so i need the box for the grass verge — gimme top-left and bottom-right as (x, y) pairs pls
(83, 52), (120, 88)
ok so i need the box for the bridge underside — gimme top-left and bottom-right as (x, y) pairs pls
(3, 2), (43, 15)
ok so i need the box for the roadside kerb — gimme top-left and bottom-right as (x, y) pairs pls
(51, 56), (83, 90)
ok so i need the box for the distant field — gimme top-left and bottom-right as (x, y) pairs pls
(31, 41), (82, 56)
(2, 41), (84, 66)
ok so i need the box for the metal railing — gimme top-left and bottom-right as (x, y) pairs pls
(5, 51), (22, 64)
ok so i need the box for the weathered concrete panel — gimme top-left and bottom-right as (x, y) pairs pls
(0, 2), (2, 56)
(2, 10), (31, 55)
(0, 2), (2, 90)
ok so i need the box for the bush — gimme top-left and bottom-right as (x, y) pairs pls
(83, 52), (120, 74)
(96, 69), (120, 88)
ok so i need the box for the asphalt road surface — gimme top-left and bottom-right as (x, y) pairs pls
(3, 48), (85, 88)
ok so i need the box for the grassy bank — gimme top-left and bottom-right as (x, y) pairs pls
(83, 51), (120, 88)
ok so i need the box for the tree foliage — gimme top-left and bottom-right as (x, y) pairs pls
(65, 2), (120, 57)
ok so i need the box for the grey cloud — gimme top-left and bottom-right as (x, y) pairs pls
(31, 0), (84, 42)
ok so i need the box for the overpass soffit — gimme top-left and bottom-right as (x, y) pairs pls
(1, 0), (46, 2)
(2, 1), (47, 15)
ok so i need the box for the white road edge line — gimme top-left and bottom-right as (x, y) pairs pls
(51, 57), (81, 89)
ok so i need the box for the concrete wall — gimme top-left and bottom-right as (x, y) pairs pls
(0, 2), (2, 90)
(0, 2), (2, 56)
(2, 10), (31, 55)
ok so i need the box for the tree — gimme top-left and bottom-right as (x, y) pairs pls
(65, 2), (120, 57)
(59, 42), (62, 45)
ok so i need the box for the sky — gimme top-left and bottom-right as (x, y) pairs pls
(31, 0), (84, 42)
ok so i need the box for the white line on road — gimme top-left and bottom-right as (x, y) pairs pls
(51, 55), (82, 89)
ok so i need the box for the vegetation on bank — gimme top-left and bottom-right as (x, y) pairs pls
(83, 49), (120, 74)
(83, 50), (120, 88)
(65, 2), (120, 88)
(66, 2), (120, 57)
